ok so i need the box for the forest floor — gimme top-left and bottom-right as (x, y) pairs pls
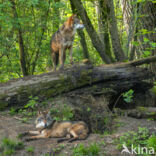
(0, 112), (156, 156)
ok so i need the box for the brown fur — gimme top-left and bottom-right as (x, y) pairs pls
(20, 111), (89, 143)
(50, 14), (84, 71)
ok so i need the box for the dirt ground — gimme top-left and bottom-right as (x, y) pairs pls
(0, 112), (156, 156)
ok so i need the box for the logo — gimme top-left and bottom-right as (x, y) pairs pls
(121, 144), (155, 155)
(121, 144), (131, 154)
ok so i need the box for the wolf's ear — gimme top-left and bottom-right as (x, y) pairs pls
(44, 109), (51, 115)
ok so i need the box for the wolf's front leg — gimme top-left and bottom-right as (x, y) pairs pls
(59, 47), (64, 70)
(19, 130), (40, 138)
(25, 133), (48, 142)
(28, 131), (41, 135)
(52, 52), (57, 71)
(69, 46), (73, 64)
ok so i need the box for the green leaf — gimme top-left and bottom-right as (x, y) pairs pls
(132, 41), (139, 46)
(122, 89), (134, 103)
(143, 37), (150, 43)
(149, 42), (156, 48)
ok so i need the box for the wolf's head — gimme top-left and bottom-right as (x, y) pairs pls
(35, 110), (54, 129)
(67, 14), (84, 30)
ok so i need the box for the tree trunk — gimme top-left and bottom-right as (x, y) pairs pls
(70, 0), (112, 64)
(139, 1), (156, 73)
(106, 0), (125, 61)
(0, 58), (155, 109)
(96, 0), (114, 62)
(69, 0), (90, 59)
(121, 0), (156, 68)
(130, 28), (138, 61)
(53, 0), (60, 33)
(10, 0), (28, 76)
(77, 30), (90, 59)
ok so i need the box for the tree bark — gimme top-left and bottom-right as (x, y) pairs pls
(129, 29), (138, 61)
(10, 0), (28, 76)
(96, 0), (114, 62)
(139, 1), (156, 73)
(106, 0), (125, 61)
(78, 30), (90, 59)
(69, 0), (90, 59)
(70, 0), (112, 64)
(121, 0), (156, 65)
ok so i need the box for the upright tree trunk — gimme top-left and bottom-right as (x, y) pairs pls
(96, 0), (114, 62)
(78, 30), (90, 59)
(70, 0), (112, 64)
(121, 0), (139, 60)
(10, 0), (28, 76)
(106, 0), (125, 61)
(129, 28), (138, 61)
(53, 0), (60, 33)
(70, 0), (90, 59)
(122, 1), (156, 72)
(138, 1), (156, 73)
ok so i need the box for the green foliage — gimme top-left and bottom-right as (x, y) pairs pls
(9, 107), (17, 115)
(53, 144), (65, 154)
(122, 89), (134, 103)
(50, 104), (73, 121)
(151, 85), (156, 94)
(10, 96), (38, 119)
(18, 108), (36, 117)
(24, 96), (38, 109)
(0, 138), (24, 156)
(26, 146), (35, 153)
(73, 143), (100, 156)
(134, 29), (156, 58)
(147, 135), (156, 151)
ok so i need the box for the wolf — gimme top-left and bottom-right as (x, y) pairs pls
(50, 14), (84, 71)
(20, 110), (89, 143)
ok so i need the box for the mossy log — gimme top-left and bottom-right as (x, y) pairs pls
(0, 64), (154, 109)
(114, 107), (156, 120)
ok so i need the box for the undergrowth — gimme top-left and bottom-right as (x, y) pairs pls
(0, 138), (24, 156)
(73, 143), (100, 156)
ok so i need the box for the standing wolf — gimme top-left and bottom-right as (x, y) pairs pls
(50, 14), (84, 71)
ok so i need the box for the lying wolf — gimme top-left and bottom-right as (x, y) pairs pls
(20, 111), (89, 143)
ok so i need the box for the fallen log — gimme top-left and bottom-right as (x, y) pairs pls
(125, 55), (156, 66)
(114, 107), (156, 120)
(0, 63), (154, 110)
